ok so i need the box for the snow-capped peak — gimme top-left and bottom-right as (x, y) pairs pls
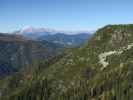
(19, 26), (57, 34)
(20, 26), (35, 33)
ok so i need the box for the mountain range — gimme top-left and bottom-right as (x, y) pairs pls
(0, 24), (133, 100)
(14, 26), (93, 47)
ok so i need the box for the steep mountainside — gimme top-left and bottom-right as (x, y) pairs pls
(1, 24), (133, 100)
(0, 33), (64, 76)
(0, 33), (32, 76)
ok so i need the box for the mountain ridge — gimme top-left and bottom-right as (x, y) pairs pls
(13, 26), (93, 47)
(1, 24), (133, 100)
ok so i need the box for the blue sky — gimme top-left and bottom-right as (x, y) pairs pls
(0, 0), (133, 32)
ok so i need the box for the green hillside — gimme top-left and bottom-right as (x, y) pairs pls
(1, 24), (133, 100)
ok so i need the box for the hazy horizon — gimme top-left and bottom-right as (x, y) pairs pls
(0, 0), (133, 33)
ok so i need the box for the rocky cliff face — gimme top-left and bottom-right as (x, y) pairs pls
(0, 33), (32, 75)
(0, 33), (63, 76)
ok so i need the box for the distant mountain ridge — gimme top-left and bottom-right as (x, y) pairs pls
(14, 26), (93, 47)
(38, 33), (92, 47)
